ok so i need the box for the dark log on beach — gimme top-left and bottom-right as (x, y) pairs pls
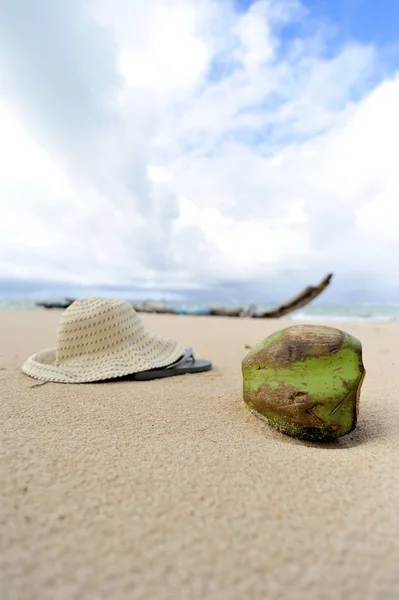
(210, 304), (257, 318)
(137, 307), (176, 314)
(131, 301), (176, 314)
(254, 273), (333, 318)
(210, 307), (241, 317)
(36, 300), (74, 309)
(239, 304), (257, 318)
(35, 273), (333, 317)
(205, 274), (333, 318)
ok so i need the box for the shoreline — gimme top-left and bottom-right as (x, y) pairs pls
(0, 305), (398, 324)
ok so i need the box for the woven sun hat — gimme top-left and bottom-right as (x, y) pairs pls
(22, 297), (186, 383)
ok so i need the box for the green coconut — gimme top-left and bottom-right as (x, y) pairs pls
(242, 324), (365, 442)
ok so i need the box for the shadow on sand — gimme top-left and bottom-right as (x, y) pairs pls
(262, 413), (384, 449)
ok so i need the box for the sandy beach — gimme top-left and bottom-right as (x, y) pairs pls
(2, 309), (399, 600)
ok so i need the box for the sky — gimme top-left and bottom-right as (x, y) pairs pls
(0, 0), (398, 304)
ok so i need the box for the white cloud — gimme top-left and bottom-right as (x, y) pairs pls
(0, 0), (398, 301)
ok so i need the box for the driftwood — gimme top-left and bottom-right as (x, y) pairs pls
(36, 299), (74, 309)
(131, 273), (333, 318)
(35, 273), (333, 318)
(208, 273), (333, 318)
(254, 272), (333, 318)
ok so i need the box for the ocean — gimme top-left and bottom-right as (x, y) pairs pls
(0, 297), (398, 322)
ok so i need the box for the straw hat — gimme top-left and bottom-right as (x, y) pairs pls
(22, 297), (186, 383)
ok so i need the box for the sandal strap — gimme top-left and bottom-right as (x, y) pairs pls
(165, 347), (194, 369)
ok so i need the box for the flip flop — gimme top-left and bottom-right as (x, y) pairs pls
(132, 348), (212, 381)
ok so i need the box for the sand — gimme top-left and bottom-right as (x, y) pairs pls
(1, 309), (399, 600)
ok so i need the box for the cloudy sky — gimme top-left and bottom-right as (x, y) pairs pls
(0, 0), (398, 303)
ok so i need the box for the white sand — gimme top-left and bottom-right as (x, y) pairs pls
(2, 309), (399, 599)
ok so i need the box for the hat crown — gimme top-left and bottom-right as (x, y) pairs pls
(55, 297), (145, 364)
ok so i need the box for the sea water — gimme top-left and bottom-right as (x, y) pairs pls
(0, 297), (398, 322)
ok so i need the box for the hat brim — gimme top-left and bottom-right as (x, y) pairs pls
(22, 333), (185, 383)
